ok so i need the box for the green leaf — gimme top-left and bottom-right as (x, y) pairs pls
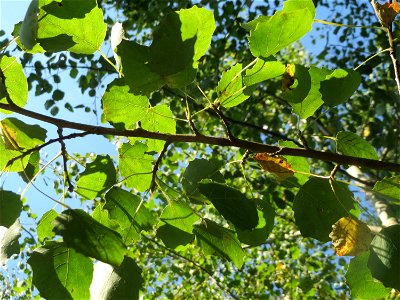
(244, 58), (285, 86)
(35, 0), (106, 54)
(181, 159), (224, 203)
(281, 64), (311, 103)
(279, 140), (310, 185)
(217, 63), (252, 108)
(336, 131), (378, 160)
(1, 118), (47, 150)
(0, 189), (22, 228)
(248, 5), (313, 58)
(0, 56), (28, 111)
(114, 41), (164, 95)
(37, 209), (58, 242)
(320, 69), (361, 107)
(19, 0), (39, 50)
(28, 241), (93, 300)
(373, 176), (400, 205)
(53, 209), (127, 266)
(104, 187), (155, 233)
(293, 178), (357, 242)
(368, 225), (400, 290)
(291, 66), (330, 118)
(90, 257), (143, 300)
(102, 85), (148, 130)
(0, 220), (21, 266)
(194, 219), (244, 269)
(346, 251), (390, 299)
(141, 104), (176, 152)
(115, 6), (215, 94)
(76, 155), (116, 200)
(198, 183), (258, 230)
(19, 151), (40, 183)
(156, 224), (194, 249)
(0, 138), (29, 172)
(237, 200), (275, 246)
(118, 142), (153, 192)
(160, 200), (200, 233)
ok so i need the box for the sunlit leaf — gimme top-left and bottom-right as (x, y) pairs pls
(160, 200), (200, 233)
(53, 209), (127, 266)
(336, 131), (378, 160)
(244, 57), (285, 86)
(1, 118), (47, 150)
(193, 218), (245, 269)
(0, 56), (28, 111)
(373, 176), (400, 205)
(217, 63), (253, 108)
(36, 0), (107, 54)
(346, 251), (391, 299)
(0, 138), (29, 172)
(28, 241), (93, 299)
(329, 217), (373, 256)
(248, 3), (314, 58)
(102, 85), (148, 130)
(118, 142), (153, 192)
(37, 209), (58, 242)
(279, 140), (310, 185)
(76, 155), (116, 200)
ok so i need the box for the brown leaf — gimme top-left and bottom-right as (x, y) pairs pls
(254, 153), (294, 181)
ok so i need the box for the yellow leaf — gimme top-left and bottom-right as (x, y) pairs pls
(254, 153), (294, 181)
(329, 217), (373, 256)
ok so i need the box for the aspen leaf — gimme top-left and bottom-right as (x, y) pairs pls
(254, 153), (294, 181)
(329, 217), (373, 256)
(371, 0), (400, 27)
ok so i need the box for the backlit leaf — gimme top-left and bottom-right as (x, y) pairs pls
(373, 176), (400, 205)
(248, 3), (314, 58)
(37, 209), (58, 242)
(160, 200), (200, 233)
(156, 224), (194, 249)
(329, 217), (373, 256)
(53, 209), (127, 266)
(281, 64), (311, 103)
(244, 57), (285, 86)
(118, 142), (153, 192)
(28, 241), (93, 300)
(76, 155), (116, 200)
(254, 153), (294, 181)
(0, 56), (28, 111)
(36, 0), (107, 54)
(336, 131), (378, 160)
(279, 140), (310, 185)
(1, 118), (47, 150)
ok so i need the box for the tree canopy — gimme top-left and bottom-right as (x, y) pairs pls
(1, 0), (400, 299)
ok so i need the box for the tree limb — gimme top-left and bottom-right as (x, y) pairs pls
(1, 102), (400, 172)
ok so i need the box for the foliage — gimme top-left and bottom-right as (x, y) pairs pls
(1, 0), (400, 299)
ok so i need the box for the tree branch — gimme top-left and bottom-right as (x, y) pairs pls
(1, 102), (400, 172)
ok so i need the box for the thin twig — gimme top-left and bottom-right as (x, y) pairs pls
(150, 142), (171, 193)
(57, 128), (74, 193)
(185, 100), (202, 136)
(210, 103), (235, 141)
